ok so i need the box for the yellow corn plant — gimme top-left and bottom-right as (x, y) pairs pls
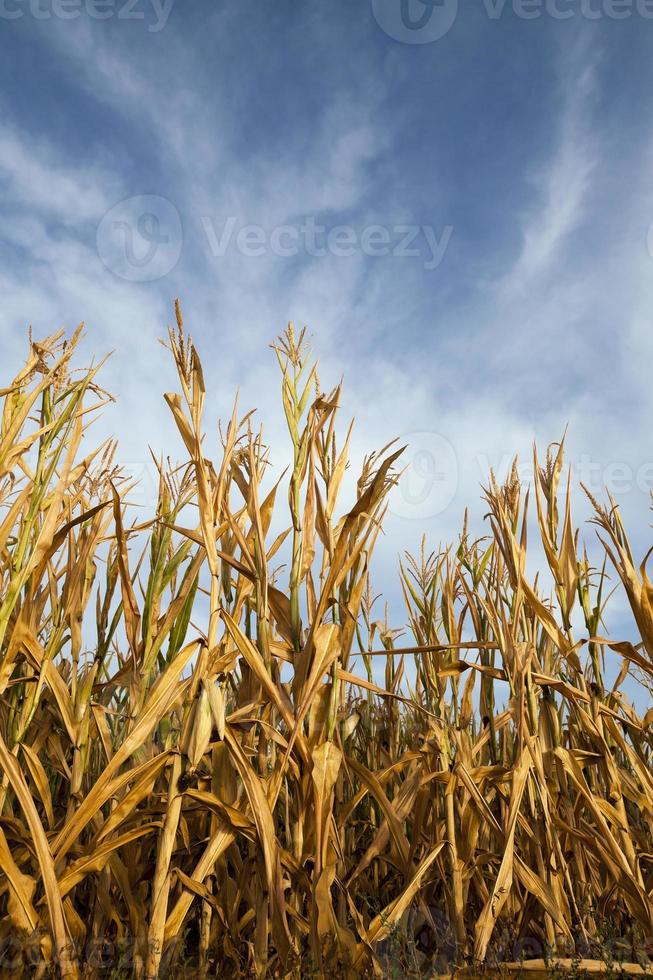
(0, 305), (651, 978)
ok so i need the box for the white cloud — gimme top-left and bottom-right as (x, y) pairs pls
(0, 124), (117, 223)
(1, 17), (653, 684)
(499, 39), (599, 297)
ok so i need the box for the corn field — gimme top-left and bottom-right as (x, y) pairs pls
(0, 303), (652, 979)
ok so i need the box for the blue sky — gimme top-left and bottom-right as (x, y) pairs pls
(1, 1), (653, 654)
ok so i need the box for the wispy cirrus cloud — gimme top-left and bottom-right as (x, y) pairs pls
(1, 7), (653, 658)
(499, 47), (599, 296)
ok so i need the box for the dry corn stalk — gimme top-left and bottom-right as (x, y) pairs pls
(0, 308), (650, 978)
